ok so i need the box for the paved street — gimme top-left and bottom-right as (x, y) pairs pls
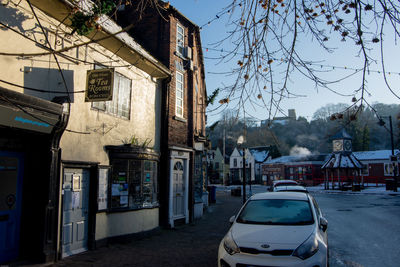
(46, 192), (242, 267)
(21, 187), (400, 267)
(313, 191), (400, 267)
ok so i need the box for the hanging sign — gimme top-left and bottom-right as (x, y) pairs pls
(85, 68), (114, 102)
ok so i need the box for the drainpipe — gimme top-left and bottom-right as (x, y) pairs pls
(43, 103), (69, 262)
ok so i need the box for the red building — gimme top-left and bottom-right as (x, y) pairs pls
(262, 154), (328, 186)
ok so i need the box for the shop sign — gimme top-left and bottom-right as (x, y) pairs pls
(0, 105), (58, 134)
(85, 68), (114, 102)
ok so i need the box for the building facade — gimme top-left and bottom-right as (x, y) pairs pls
(0, 0), (170, 263)
(116, 2), (208, 227)
(229, 147), (255, 184)
(207, 148), (225, 184)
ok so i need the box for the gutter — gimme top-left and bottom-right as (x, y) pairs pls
(29, 0), (171, 79)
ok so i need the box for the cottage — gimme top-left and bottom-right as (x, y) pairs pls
(229, 147), (255, 184)
(207, 148), (225, 184)
(0, 0), (170, 263)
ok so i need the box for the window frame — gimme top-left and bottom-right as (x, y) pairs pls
(91, 66), (132, 120)
(175, 71), (184, 118)
(109, 158), (158, 211)
(176, 23), (185, 56)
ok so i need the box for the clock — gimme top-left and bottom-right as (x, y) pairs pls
(333, 139), (343, 152)
(344, 139), (352, 151)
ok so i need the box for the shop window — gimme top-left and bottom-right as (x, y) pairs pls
(110, 159), (158, 210)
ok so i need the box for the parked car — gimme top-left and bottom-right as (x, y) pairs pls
(268, 179), (299, 191)
(273, 185), (308, 193)
(218, 192), (328, 267)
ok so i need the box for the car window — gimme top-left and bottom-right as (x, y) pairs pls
(311, 196), (321, 218)
(236, 199), (314, 225)
(274, 183), (297, 187)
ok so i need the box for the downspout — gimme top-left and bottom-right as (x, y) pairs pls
(43, 103), (69, 262)
(160, 75), (171, 228)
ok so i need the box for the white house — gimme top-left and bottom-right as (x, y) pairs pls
(249, 147), (272, 183)
(229, 147), (255, 184)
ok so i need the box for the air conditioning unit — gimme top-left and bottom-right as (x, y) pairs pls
(188, 60), (194, 71)
(184, 46), (192, 59)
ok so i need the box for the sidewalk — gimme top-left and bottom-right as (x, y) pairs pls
(27, 192), (242, 267)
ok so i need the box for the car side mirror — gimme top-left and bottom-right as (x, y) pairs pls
(320, 217), (328, 232)
(229, 215), (236, 225)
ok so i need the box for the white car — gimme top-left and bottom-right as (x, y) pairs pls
(273, 185), (308, 193)
(269, 179), (299, 191)
(218, 192), (328, 267)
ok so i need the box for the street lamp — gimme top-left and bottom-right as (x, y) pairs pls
(378, 115), (398, 192)
(237, 135), (246, 204)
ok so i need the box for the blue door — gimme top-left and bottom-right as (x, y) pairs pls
(0, 152), (23, 264)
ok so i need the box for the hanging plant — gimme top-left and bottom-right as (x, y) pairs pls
(69, 0), (118, 36)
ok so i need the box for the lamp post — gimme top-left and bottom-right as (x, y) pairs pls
(378, 115), (397, 192)
(237, 135), (246, 204)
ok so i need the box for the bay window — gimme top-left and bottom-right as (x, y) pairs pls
(106, 146), (159, 211)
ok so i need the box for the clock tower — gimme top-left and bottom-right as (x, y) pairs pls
(332, 129), (352, 153)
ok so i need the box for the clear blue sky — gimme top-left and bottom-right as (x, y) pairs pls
(170, 0), (400, 124)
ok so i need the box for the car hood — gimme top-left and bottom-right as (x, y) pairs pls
(231, 223), (315, 250)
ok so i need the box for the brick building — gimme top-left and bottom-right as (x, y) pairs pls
(116, 1), (208, 227)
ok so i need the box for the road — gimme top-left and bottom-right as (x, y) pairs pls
(227, 185), (400, 267)
(27, 187), (400, 267)
(312, 191), (400, 267)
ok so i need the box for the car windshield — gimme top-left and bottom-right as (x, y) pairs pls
(236, 199), (314, 225)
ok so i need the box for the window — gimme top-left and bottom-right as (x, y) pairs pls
(176, 24), (184, 55)
(215, 162), (220, 170)
(176, 71), (184, 117)
(110, 159), (158, 210)
(92, 71), (132, 119)
(234, 158), (237, 167)
(237, 199), (314, 225)
(361, 164), (369, 176)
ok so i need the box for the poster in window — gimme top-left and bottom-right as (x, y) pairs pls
(98, 167), (110, 211)
(112, 184), (121, 196)
(384, 163), (394, 176)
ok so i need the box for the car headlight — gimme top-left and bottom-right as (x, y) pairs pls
(292, 232), (319, 260)
(223, 230), (240, 255)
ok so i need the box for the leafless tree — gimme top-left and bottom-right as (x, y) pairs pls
(204, 0), (400, 121)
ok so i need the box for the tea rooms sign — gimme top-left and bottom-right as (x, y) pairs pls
(85, 68), (114, 102)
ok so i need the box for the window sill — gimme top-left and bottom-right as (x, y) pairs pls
(174, 51), (187, 61)
(173, 116), (187, 123)
(105, 204), (160, 214)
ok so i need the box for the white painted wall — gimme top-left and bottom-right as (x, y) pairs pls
(0, 1), (165, 242)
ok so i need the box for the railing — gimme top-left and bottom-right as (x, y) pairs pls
(311, 176), (387, 187)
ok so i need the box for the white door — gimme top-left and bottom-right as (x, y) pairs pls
(62, 168), (89, 257)
(173, 160), (185, 218)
